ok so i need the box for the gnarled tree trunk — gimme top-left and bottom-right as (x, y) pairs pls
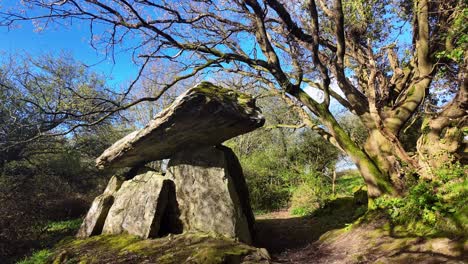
(417, 78), (468, 178)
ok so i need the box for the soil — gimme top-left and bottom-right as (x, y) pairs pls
(254, 210), (467, 264)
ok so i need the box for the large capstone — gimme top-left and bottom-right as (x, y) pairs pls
(76, 176), (123, 238)
(166, 145), (255, 244)
(96, 82), (264, 169)
(101, 169), (181, 238)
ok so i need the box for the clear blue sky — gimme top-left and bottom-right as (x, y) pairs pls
(0, 7), (139, 86)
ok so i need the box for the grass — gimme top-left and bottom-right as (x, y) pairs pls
(14, 218), (82, 264)
(335, 170), (365, 196)
(288, 170), (365, 217)
(17, 250), (53, 264)
(45, 219), (82, 232)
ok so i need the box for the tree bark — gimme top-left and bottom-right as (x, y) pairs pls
(417, 77), (467, 178)
(364, 129), (408, 193)
(293, 89), (396, 198)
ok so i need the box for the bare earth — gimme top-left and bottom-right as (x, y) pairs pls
(254, 211), (467, 264)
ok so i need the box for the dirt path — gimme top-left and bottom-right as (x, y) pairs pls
(253, 197), (365, 263)
(254, 209), (467, 264)
(254, 210), (337, 263)
(254, 210), (318, 255)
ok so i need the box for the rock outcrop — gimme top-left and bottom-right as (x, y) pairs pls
(96, 82), (264, 169)
(167, 145), (255, 244)
(78, 82), (264, 248)
(54, 233), (270, 264)
(76, 176), (123, 238)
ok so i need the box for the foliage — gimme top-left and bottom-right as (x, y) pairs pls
(17, 249), (52, 264)
(290, 169), (366, 216)
(45, 219), (82, 233)
(227, 95), (340, 212)
(0, 55), (128, 263)
(290, 172), (331, 216)
(374, 163), (467, 236)
(335, 170), (366, 197)
(0, 53), (121, 163)
(310, 194), (368, 231)
(434, 6), (467, 64)
(240, 144), (293, 211)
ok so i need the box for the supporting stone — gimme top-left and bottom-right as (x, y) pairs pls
(166, 145), (255, 244)
(101, 169), (180, 238)
(76, 176), (123, 238)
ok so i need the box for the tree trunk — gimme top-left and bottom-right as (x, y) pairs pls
(292, 90), (396, 200)
(417, 78), (468, 178)
(417, 124), (466, 178)
(332, 169), (336, 197)
(319, 109), (396, 199)
(364, 129), (408, 193)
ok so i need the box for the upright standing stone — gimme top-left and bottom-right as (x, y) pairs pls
(166, 145), (255, 244)
(76, 176), (123, 238)
(101, 170), (175, 238)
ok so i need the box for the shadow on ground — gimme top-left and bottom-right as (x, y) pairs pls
(254, 195), (367, 254)
(255, 194), (467, 264)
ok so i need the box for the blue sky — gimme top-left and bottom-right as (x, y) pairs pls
(0, 10), (139, 86)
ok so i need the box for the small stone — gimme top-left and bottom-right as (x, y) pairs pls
(76, 176), (123, 238)
(101, 171), (178, 238)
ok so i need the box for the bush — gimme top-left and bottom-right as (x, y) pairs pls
(374, 163), (467, 236)
(290, 183), (320, 216)
(245, 170), (290, 211)
(290, 172), (331, 216)
(240, 148), (292, 211)
(335, 170), (365, 196)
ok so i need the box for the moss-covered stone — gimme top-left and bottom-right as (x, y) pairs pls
(191, 81), (254, 108)
(45, 233), (269, 264)
(96, 81), (264, 169)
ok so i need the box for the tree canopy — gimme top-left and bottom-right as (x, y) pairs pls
(1, 0), (466, 198)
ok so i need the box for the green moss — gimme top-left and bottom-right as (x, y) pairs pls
(191, 82), (254, 107)
(17, 249), (53, 264)
(193, 242), (251, 263)
(48, 233), (261, 264)
(102, 234), (141, 250)
(318, 228), (347, 243)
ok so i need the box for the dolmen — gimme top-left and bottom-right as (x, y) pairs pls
(77, 82), (264, 244)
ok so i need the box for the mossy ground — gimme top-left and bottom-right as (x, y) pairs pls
(23, 232), (268, 264)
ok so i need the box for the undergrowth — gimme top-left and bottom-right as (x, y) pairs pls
(374, 163), (467, 237)
(290, 170), (365, 216)
(15, 218), (82, 264)
(17, 250), (52, 264)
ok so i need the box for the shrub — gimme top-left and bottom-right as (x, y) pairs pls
(290, 172), (331, 216)
(374, 163), (467, 236)
(290, 183), (321, 216)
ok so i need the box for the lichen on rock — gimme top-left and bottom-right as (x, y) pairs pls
(76, 176), (123, 238)
(167, 145), (255, 244)
(51, 233), (270, 264)
(96, 82), (264, 169)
